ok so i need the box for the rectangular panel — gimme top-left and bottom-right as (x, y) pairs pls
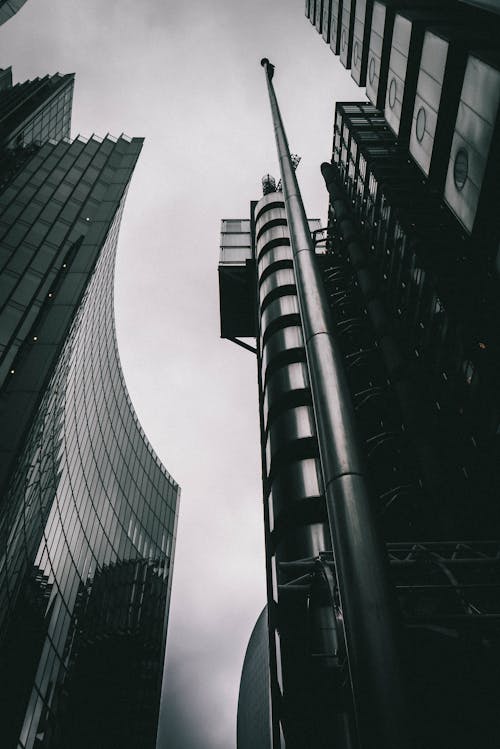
(330, 0), (343, 53)
(365, 2), (386, 105)
(384, 14), (412, 136)
(322, 0), (332, 42)
(310, 0), (317, 24)
(409, 31), (448, 177)
(316, 0), (323, 31)
(339, 0), (354, 69)
(444, 54), (500, 233)
(351, 0), (373, 85)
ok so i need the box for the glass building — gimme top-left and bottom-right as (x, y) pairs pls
(0, 72), (180, 749)
(0, 68), (74, 150)
(237, 607), (272, 749)
(0, 0), (28, 25)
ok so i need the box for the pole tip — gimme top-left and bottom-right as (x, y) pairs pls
(260, 58), (275, 79)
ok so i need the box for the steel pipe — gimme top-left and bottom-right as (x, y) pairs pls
(260, 57), (410, 749)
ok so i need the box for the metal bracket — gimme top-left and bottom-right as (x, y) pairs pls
(227, 337), (257, 354)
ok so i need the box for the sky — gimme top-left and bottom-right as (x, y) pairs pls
(1, 2), (363, 747)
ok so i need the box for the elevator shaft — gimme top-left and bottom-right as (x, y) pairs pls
(260, 58), (410, 749)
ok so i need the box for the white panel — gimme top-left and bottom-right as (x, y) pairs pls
(444, 55), (500, 233)
(384, 14), (412, 136)
(366, 2), (386, 104)
(409, 31), (448, 176)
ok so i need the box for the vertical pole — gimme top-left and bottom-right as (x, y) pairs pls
(260, 58), (410, 749)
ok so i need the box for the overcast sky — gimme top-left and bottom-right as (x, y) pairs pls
(1, 2), (363, 747)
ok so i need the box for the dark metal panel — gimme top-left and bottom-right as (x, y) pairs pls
(339, 0), (355, 69)
(263, 360), (310, 427)
(315, 0), (324, 32)
(330, 0), (344, 54)
(265, 405), (317, 474)
(351, 0), (374, 86)
(269, 457), (324, 524)
(322, 0), (332, 42)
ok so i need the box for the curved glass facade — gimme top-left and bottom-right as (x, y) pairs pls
(237, 607), (272, 749)
(0, 139), (179, 748)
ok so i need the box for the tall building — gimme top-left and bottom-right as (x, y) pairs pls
(0, 0), (28, 25)
(237, 607), (272, 749)
(0, 67), (74, 150)
(0, 71), (179, 749)
(220, 3), (500, 743)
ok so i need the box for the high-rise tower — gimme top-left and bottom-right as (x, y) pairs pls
(0, 71), (179, 749)
(0, 67), (74, 150)
(219, 12), (500, 743)
(0, 0), (29, 26)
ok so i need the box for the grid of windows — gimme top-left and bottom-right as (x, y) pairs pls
(0, 73), (73, 150)
(0, 136), (179, 748)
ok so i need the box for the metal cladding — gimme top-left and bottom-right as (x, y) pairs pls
(255, 190), (335, 749)
(260, 58), (409, 749)
(322, 0), (332, 42)
(306, 0), (500, 245)
(339, 0), (355, 68)
(366, 1), (399, 109)
(382, 9), (441, 140)
(315, 0), (324, 32)
(327, 91), (500, 746)
(218, 219), (255, 338)
(351, 0), (374, 86)
(330, 0), (344, 54)
(443, 51), (500, 233)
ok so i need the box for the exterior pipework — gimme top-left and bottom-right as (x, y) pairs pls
(260, 58), (409, 749)
(255, 193), (329, 566)
(255, 193), (336, 748)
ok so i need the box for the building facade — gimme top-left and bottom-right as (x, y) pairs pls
(219, 5), (500, 742)
(237, 607), (272, 749)
(0, 0), (28, 25)
(0, 74), (179, 749)
(0, 68), (74, 150)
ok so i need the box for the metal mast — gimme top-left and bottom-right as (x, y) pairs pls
(260, 57), (409, 749)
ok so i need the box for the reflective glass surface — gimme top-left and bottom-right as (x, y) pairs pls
(0, 0), (28, 25)
(0, 137), (179, 749)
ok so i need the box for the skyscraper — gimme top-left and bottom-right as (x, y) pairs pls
(0, 71), (179, 749)
(0, 0), (28, 26)
(0, 67), (74, 150)
(237, 607), (272, 749)
(220, 4), (500, 744)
